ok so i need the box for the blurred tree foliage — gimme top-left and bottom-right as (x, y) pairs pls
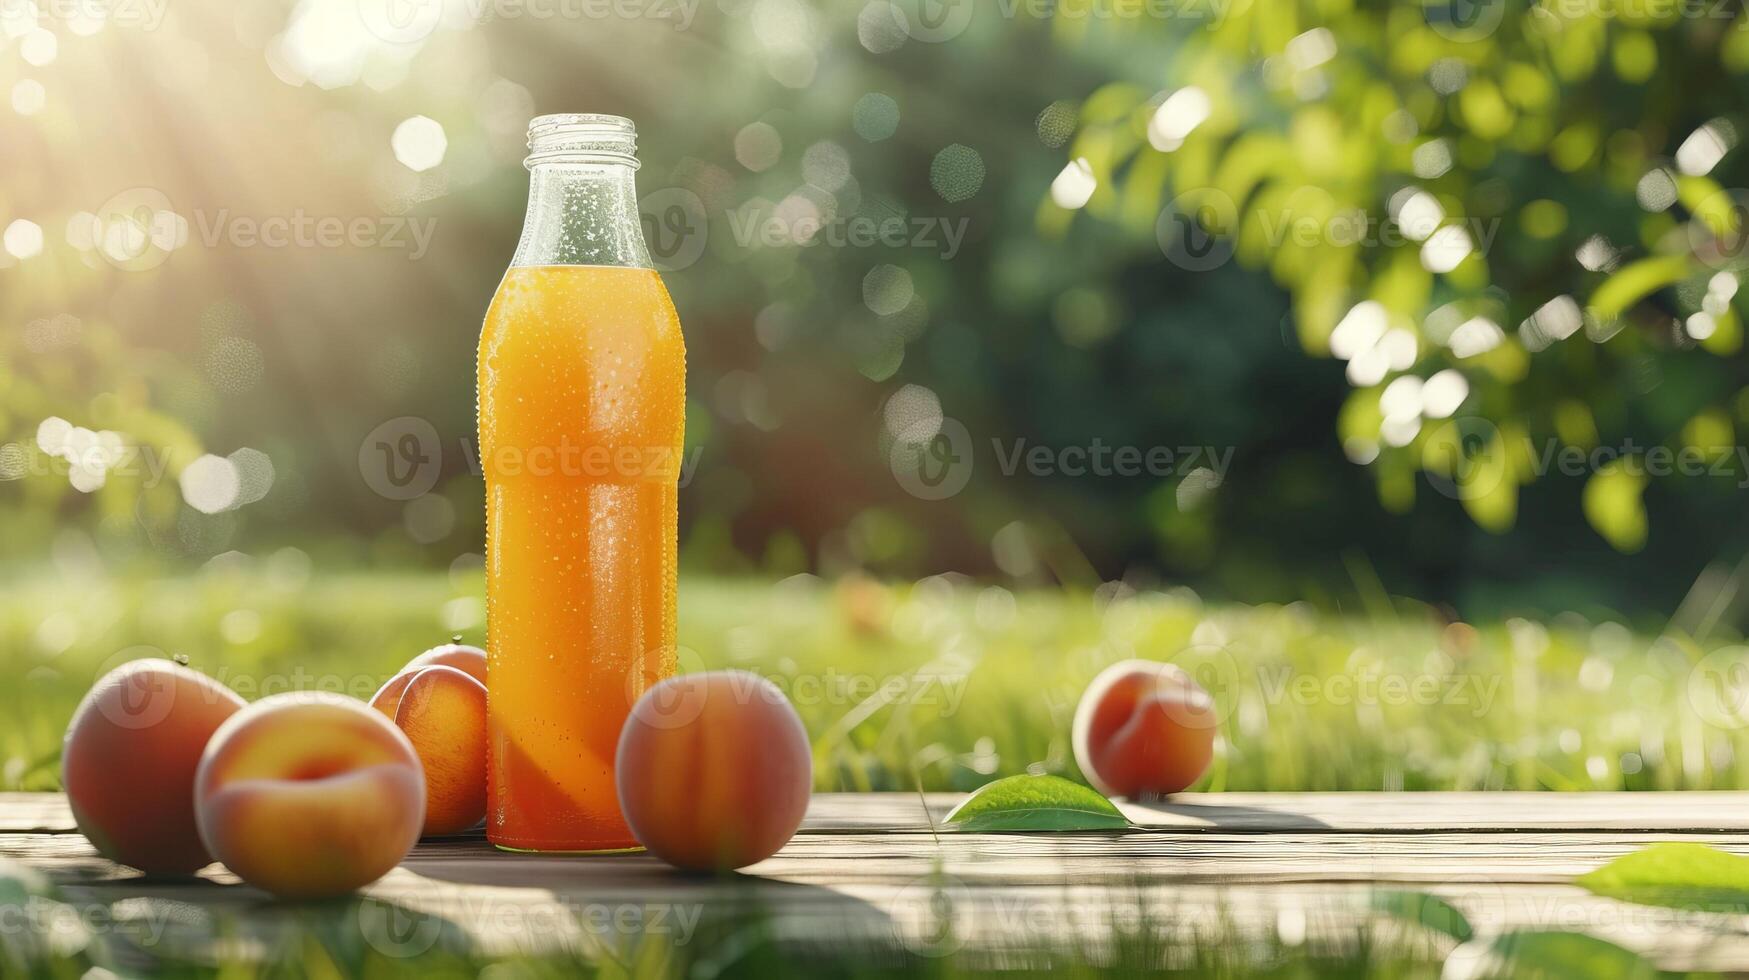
(4, 0), (1749, 619)
(1045, 0), (1749, 586)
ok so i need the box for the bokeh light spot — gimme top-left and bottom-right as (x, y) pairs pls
(1412, 140), (1452, 178)
(391, 115), (447, 173)
(1050, 158), (1096, 209)
(20, 29), (56, 66)
(4, 219), (44, 259)
(228, 447), (276, 506)
(10, 79), (44, 115)
(857, 1), (907, 53)
(1448, 317), (1504, 358)
(882, 384), (942, 440)
(205, 336), (266, 394)
(1036, 101), (1077, 148)
(1420, 225), (1472, 273)
(929, 144), (985, 202)
(1389, 188), (1443, 242)
(1148, 87), (1210, 151)
(36, 417), (71, 456)
(735, 121), (783, 172)
(1635, 168), (1677, 212)
(852, 93), (900, 142)
(181, 454), (242, 515)
(802, 141), (851, 191)
(1421, 370), (1470, 418)
(1676, 119), (1733, 176)
(863, 264), (915, 316)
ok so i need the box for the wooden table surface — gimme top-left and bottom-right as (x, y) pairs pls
(6, 792), (1749, 971)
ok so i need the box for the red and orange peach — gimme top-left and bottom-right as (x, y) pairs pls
(390, 665), (488, 836)
(62, 659), (246, 874)
(194, 691), (425, 898)
(616, 670), (812, 872)
(1071, 659), (1217, 799)
(369, 643), (487, 718)
(369, 642), (490, 837)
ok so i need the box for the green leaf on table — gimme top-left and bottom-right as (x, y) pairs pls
(943, 774), (1129, 832)
(1576, 842), (1749, 913)
(1370, 890), (1473, 943)
(1474, 932), (1657, 980)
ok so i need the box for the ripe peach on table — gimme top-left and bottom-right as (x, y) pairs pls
(62, 659), (246, 874)
(1072, 659), (1217, 799)
(616, 670), (812, 872)
(194, 691), (425, 898)
(391, 665), (488, 836)
(369, 642), (487, 718)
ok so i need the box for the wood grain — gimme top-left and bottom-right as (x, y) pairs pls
(19, 791), (1749, 834)
(8, 792), (1749, 971)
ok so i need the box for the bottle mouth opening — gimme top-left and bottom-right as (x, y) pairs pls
(525, 114), (639, 170)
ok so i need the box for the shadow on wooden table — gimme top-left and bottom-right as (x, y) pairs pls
(1120, 799), (1333, 831)
(8, 825), (905, 972)
(54, 865), (884, 973)
(35, 873), (481, 973)
(395, 836), (905, 963)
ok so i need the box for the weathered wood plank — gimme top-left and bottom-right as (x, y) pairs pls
(0, 793), (73, 833)
(808, 791), (1749, 833)
(8, 827), (1749, 968)
(16, 791), (1749, 835)
(11, 793), (1749, 972)
(0, 830), (1689, 884)
(13, 828), (1746, 889)
(11, 837), (1749, 973)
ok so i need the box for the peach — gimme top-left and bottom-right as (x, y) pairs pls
(391, 665), (488, 836)
(369, 642), (487, 718)
(62, 659), (246, 874)
(1072, 659), (1217, 799)
(194, 692), (425, 898)
(616, 670), (812, 872)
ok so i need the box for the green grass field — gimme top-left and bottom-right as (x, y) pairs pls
(4, 557), (1746, 795)
(5, 561), (1741, 977)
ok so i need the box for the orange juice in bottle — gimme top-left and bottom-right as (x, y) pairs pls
(479, 114), (684, 851)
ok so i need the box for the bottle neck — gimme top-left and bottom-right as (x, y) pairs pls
(510, 162), (651, 269)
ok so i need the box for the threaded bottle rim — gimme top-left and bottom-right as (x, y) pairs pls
(525, 114), (639, 170)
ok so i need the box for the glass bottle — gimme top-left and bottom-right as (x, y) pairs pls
(478, 114), (684, 851)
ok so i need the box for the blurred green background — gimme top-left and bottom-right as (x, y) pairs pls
(8, 0), (1749, 793)
(7, 0), (1749, 618)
